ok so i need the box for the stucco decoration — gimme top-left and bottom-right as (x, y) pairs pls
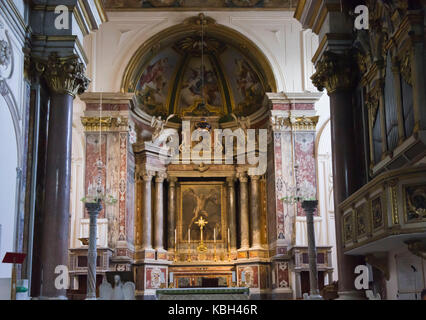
(0, 22), (13, 80)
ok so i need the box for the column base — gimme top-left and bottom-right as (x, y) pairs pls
(134, 248), (156, 262)
(336, 290), (366, 300)
(35, 295), (68, 300)
(155, 248), (168, 261)
(304, 294), (324, 300)
(85, 297), (97, 301)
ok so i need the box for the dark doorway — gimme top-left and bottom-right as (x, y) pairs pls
(301, 271), (325, 296)
(202, 278), (219, 288)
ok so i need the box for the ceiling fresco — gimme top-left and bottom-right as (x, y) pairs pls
(102, 0), (297, 10)
(132, 35), (268, 121)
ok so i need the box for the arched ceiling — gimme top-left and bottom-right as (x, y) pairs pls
(122, 15), (277, 123)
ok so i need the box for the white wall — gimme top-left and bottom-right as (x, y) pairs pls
(0, 2), (27, 299)
(0, 96), (18, 279)
(85, 11), (314, 94)
(386, 247), (426, 300)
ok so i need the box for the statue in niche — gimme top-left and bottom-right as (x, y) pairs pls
(99, 275), (135, 300)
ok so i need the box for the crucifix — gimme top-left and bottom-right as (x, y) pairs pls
(195, 216), (208, 253)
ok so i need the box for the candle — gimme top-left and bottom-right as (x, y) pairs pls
(228, 228), (230, 245)
(175, 229), (177, 246)
(214, 228), (216, 243)
(188, 229), (190, 244)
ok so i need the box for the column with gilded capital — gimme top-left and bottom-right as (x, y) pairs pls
(154, 172), (167, 253)
(249, 175), (262, 249)
(311, 51), (365, 298)
(238, 173), (249, 250)
(37, 53), (89, 299)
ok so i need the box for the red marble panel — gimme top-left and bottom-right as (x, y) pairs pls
(273, 103), (314, 111)
(277, 262), (289, 288)
(85, 133), (107, 218)
(85, 103), (129, 111)
(146, 267), (167, 289)
(126, 150), (135, 244)
(118, 132), (127, 240)
(238, 265), (259, 288)
(294, 132), (317, 216)
(274, 133), (285, 239)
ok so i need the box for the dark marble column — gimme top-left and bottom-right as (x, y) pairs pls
(249, 175), (261, 249)
(85, 201), (102, 300)
(167, 177), (177, 251)
(312, 51), (365, 299)
(238, 173), (249, 250)
(37, 53), (89, 299)
(302, 200), (322, 300)
(154, 172), (167, 252)
(226, 177), (237, 250)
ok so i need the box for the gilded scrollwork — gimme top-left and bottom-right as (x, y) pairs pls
(81, 116), (129, 132)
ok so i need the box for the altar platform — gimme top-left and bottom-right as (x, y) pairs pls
(156, 288), (250, 300)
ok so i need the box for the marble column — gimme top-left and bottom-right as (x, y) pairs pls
(249, 175), (261, 249)
(154, 172), (167, 252)
(85, 201), (102, 300)
(38, 53), (89, 299)
(312, 51), (365, 299)
(302, 200), (322, 300)
(142, 171), (154, 251)
(167, 177), (177, 251)
(238, 173), (249, 250)
(227, 177), (237, 250)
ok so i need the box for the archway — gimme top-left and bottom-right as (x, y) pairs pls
(121, 14), (277, 123)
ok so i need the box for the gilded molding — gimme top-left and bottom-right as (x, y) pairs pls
(389, 179), (399, 225)
(36, 53), (90, 98)
(271, 115), (319, 131)
(311, 51), (359, 94)
(81, 116), (129, 131)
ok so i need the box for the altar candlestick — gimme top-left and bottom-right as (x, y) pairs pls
(187, 228), (191, 262)
(228, 228), (231, 262)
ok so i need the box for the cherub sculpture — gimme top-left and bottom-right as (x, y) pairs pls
(150, 114), (177, 144)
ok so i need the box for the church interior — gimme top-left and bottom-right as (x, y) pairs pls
(0, 0), (425, 301)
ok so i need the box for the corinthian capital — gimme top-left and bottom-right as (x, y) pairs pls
(311, 50), (359, 94)
(36, 53), (90, 97)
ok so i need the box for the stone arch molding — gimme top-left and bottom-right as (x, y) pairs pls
(0, 21), (21, 166)
(108, 14), (280, 94)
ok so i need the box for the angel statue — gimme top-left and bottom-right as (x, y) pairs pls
(231, 113), (251, 134)
(99, 275), (135, 300)
(150, 114), (177, 145)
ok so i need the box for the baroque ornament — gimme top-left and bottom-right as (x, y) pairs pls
(36, 53), (90, 97)
(311, 51), (359, 94)
(0, 39), (11, 69)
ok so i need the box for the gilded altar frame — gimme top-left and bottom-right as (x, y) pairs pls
(177, 181), (227, 245)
